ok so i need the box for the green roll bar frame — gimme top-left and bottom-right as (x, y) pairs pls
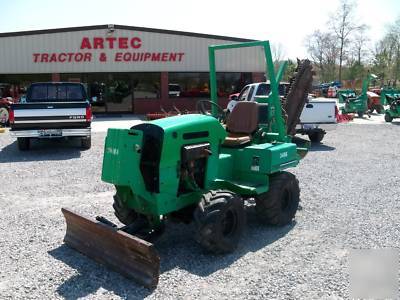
(208, 41), (287, 142)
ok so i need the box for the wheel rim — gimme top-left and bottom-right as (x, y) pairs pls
(221, 209), (237, 237)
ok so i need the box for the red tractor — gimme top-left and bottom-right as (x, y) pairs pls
(0, 83), (19, 126)
(367, 90), (384, 114)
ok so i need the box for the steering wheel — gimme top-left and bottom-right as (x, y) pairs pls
(196, 100), (226, 123)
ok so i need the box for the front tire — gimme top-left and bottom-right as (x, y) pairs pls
(17, 137), (30, 151)
(113, 193), (138, 225)
(385, 113), (393, 122)
(256, 172), (300, 226)
(194, 190), (245, 254)
(308, 131), (325, 143)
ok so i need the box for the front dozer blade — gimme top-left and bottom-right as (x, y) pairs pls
(61, 208), (160, 289)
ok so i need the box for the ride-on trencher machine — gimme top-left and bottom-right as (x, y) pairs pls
(338, 73), (378, 118)
(381, 88), (400, 122)
(62, 41), (310, 288)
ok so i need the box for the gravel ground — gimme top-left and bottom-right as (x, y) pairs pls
(0, 123), (399, 299)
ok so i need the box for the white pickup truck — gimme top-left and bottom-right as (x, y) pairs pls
(9, 82), (92, 150)
(226, 82), (337, 143)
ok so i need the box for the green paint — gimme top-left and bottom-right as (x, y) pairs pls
(339, 74), (376, 115)
(382, 88), (400, 120)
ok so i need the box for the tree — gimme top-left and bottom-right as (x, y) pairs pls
(351, 26), (370, 65)
(304, 30), (338, 82)
(371, 16), (400, 86)
(283, 59), (297, 82)
(329, 0), (365, 82)
(271, 42), (287, 64)
(387, 18), (400, 86)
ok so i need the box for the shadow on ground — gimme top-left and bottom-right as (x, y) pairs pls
(49, 245), (153, 299)
(49, 207), (293, 298)
(309, 143), (336, 152)
(0, 139), (83, 163)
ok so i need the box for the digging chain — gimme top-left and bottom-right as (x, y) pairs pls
(282, 59), (315, 135)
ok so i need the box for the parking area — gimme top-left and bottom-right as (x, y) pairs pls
(0, 120), (399, 299)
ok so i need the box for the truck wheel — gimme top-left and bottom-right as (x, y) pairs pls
(308, 131), (325, 143)
(17, 137), (30, 151)
(385, 113), (393, 122)
(255, 172), (300, 226)
(113, 193), (138, 225)
(81, 136), (91, 149)
(0, 106), (9, 126)
(194, 190), (245, 254)
(357, 111), (364, 118)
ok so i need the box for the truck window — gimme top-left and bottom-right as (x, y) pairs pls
(256, 83), (270, 96)
(28, 84), (86, 102)
(238, 86), (250, 101)
(248, 86), (255, 100)
(256, 83), (287, 97)
(279, 84), (289, 96)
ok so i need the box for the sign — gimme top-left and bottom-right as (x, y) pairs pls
(32, 36), (185, 64)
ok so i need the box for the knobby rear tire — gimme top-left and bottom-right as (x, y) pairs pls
(255, 172), (300, 226)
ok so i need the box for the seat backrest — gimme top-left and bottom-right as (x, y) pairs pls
(227, 102), (259, 134)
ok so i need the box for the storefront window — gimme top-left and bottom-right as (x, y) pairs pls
(168, 73), (209, 98)
(168, 72), (252, 98)
(132, 73), (160, 99)
(0, 74), (52, 99)
(217, 72), (252, 97)
(82, 72), (160, 113)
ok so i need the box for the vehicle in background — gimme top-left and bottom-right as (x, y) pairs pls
(9, 82), (92, 150)
(366, 91), (383, 114)
(0, 83), (19, 126)
(228, 93), (239, 101)
(168, 83), (181, 97)
(381, 88), (400, 122)
(0, 95), (12, 126)
(296, 97), (337, 143)
(338, 73), (378, 118)
(314, 81), (342, 97)
(369, 87), (382, 95)
(226, 82), (336, 143)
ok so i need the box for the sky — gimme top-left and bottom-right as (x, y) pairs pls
(0, 0), (399, 59)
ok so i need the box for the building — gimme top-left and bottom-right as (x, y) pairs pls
(0, 24), (266, 114)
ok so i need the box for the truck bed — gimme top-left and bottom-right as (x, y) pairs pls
(299, 98), (337, 124)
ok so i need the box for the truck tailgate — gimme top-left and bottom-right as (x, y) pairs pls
(11, 102), (90, 130)
(300, 98), (337, 124)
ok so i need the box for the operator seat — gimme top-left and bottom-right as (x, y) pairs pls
(223, 102), (259, 147)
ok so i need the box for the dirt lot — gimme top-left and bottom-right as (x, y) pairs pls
(0, 123), (399, 299)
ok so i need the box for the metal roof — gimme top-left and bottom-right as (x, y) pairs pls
(0, 24), (254, 42)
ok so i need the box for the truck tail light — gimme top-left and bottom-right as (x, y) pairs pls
(85, 106), (92, 122)
(9, 108), (14, 124)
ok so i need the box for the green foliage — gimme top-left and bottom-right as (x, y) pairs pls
(282, 59), (297, 82)
(371, 17), (400, 86)
(342, 62), (366, 81)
